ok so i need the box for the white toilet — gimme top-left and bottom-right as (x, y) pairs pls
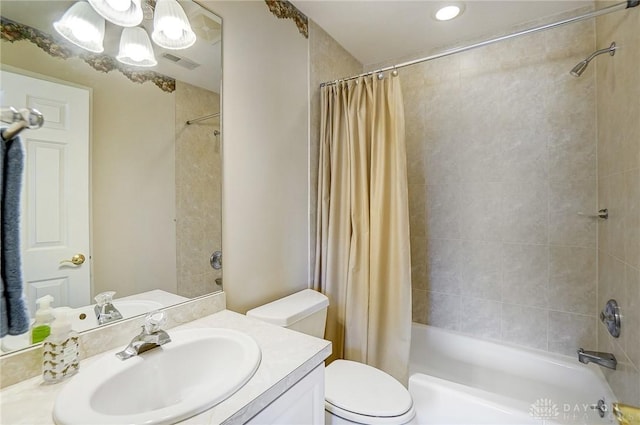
(246, 289), (416, 425)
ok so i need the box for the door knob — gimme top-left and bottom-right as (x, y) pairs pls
(60, 254), (86, 266)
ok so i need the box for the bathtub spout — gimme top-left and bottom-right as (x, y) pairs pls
(577, 348), (617, 370)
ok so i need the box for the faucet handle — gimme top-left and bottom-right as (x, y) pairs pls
(143, 310), (167, 334)
(94, 291), (116, 306)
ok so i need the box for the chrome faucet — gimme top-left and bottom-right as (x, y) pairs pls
(578, 348), (617, 370)
(116, 311), (171, 360)
(94, 291), (123, 325)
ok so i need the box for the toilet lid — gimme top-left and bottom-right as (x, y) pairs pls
(325, 360), (413, 418)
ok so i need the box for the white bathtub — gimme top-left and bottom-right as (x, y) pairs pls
(408, 323), (616, 425)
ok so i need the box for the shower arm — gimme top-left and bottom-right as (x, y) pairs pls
(583, 43), (618, 64)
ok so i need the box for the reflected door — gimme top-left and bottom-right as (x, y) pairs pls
(1, 70), (90, 313)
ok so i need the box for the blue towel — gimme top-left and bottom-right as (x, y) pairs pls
(1, 130), (30, 337)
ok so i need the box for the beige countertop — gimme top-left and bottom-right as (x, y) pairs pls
(0, 310), (332, 425)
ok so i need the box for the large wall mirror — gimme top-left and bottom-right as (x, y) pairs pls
(0, 0), (222, 354)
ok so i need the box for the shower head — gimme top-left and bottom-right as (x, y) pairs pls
(570, 60), (589, 77)
(570, 42), (617, 77)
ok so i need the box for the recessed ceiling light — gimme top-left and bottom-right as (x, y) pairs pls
(434, 4), (463, 21)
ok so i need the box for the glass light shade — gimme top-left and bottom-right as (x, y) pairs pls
(117, 27), (158, 67)
(88, 0), (143, 27)
(54, 2), (105, 53)
(152, 0), (196, 50)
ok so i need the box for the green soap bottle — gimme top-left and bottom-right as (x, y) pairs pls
(31, 295), (54, 344)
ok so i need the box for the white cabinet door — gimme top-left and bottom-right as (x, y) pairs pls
(246, 364), (325, 425)
(1, 70), (91, 313)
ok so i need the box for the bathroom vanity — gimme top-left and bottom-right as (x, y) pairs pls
(0, 310), (331, 424)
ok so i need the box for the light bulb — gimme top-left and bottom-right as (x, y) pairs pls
(158, 16), (184, 40)
(71, 19), (102, 42)
(117, 27), (157, 67)
(105, 0), (131, 12)
(54, 2), (105, 53)
(152, 0), (196, 49)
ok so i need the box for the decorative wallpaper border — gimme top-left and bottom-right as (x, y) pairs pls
(264, 0), (308, 39)
(0, 17), (176, 93)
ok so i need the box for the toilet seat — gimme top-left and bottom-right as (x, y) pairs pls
(325, 360), (415, 425)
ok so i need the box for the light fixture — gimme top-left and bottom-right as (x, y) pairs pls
(117, 27), (158, 67)
(54, 0), (197, 67)
(152, 0), (196, 50)
(54, 2), (105, 53)
(434, 4), (464, 21)
(87, 0), (143, 27)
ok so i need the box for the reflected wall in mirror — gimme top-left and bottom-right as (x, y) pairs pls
(0, 0), (222, 354)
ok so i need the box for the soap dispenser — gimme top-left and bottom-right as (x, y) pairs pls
(31, 295), (55, 344)
(43, 308), (80, 384)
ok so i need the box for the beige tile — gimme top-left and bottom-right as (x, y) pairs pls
(500, 127), (548, 184)
(502, 244), (548, 308)
(458, 182), (503, 242)
(548, 158), (597, 248)
(460, 241), (502, 301)
(410, 234), (427, 291)
(501, 180), (548, 244)
(426, 238), (463, 295)
(548, 311), (596, 357)
(426, 291), (460, 331)
(412, 289), (428, 324)
(602, 358), (640, 406)
(501, 303), (548, 350)
(457, 131), (504, 183)
(408, 184), (426, 238)
(548, 246), (596, 315)
(597, 319), (613, 353)
(411, 261), (428, 292)
(460, 296), (501, 340)
(598, 251), (626, 309)
(625, 170), (640, 268)
(623, 265), (640, 368)
(600, 173), (627, 260)
(425, 183), (462, 239)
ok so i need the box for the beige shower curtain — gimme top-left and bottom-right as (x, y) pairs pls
(313, 74), (412, 383)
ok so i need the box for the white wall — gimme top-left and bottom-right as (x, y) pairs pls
(201, 1), (310, 312)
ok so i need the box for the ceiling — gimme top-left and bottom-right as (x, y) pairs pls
(291, 0), (592, 68)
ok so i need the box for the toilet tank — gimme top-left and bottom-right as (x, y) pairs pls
(246, 289), (329, 338)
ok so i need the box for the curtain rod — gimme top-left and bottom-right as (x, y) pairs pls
(320, 0), (638, 87)
(186, 112), (220, 125)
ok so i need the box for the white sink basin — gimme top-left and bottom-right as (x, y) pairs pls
(53, 328), (262, 425)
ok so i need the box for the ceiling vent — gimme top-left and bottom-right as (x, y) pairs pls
(161, 53), (201, 70)
(190, 13), (221, 44)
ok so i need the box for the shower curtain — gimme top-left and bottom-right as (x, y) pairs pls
(313, 74), (412, 383)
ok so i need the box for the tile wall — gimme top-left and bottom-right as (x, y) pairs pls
(406, 19), (600, 356)
(595, 4), (640, 404)
(175, 81), (223, 297)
